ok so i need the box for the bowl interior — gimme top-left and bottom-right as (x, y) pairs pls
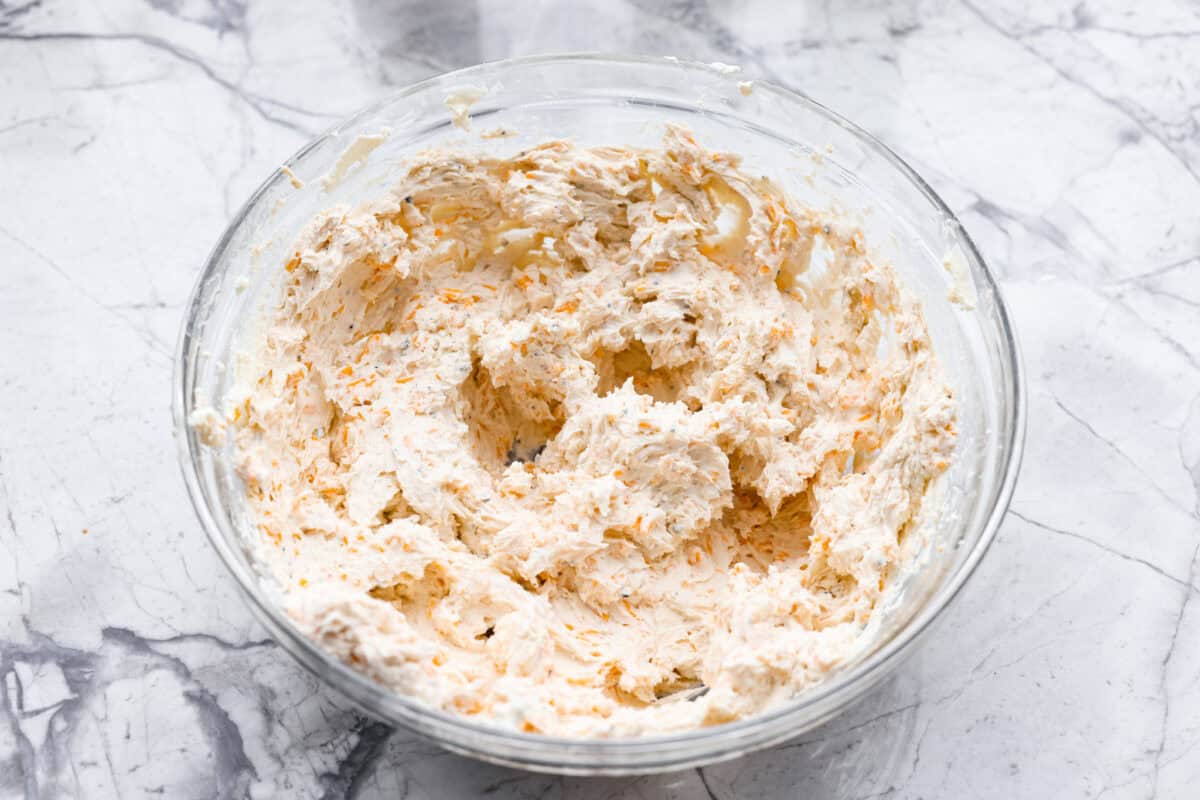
(175, 54), (1021, 774)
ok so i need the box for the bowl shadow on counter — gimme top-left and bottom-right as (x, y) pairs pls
(354, 671), (918, 798)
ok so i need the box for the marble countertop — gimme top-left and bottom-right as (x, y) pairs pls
(2, 0), (1198, 797)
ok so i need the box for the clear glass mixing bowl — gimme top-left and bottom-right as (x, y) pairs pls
(173, 54), (1024, 775)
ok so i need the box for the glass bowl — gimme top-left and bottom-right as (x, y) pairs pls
(173, 54), (1024, 775)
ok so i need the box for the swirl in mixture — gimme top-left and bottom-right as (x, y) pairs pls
(228, 127), (956, 735)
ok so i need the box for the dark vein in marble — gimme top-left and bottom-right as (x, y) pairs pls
(144, 0), (247, 36)
(0, 621), (279, 797)
(959, 0), (1200, 184)
(0, 114), (57, 136)
(1110, 256), (1199, 286)
(0, 31), (320, 135)
(0, 451), (18, 543)
(696, 766), (719, 799)
(105, 627), (261, 793)
(478, 774), (526, 795)
(184, 686), (258, 798)
(998, 4), (1200, 44)
(0, 659), (39, 798)
(0, 450), (26, 629)
(0, 222), (172, 360)
(928, 176), (1107, 283)
(127, 628), (275, 652)
(1103, 289), (1200, 375)
(1009, 509), (1191, 588)
(1183, 396), (1200, 519)
(1139, 284), (1200, 310)
(318, 718), (393, 800)
(1052, 394), (1198, 517)
(1084, 25), (1200, 40)
(3, 625), (97, 799)
(775, 699), (921, 754)
(56, 74), (171, 93)
(849, 714), (937, 800)
(1150, 544), (1199, 799)
(0, 0), (41, 30)
(222, 100), (256, 219)
(625, 0), (744, 56)
(967, 195), (1084, 259)
(621, 0), (792, 89)
(903, 719), (936, 797)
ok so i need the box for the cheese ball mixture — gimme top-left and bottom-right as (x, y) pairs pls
(228, 126), (956, 736)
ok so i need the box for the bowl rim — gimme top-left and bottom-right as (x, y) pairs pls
(172, 51), (1026, 763)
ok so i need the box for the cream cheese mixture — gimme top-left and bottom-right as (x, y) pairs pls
(222, 126), (956, 736)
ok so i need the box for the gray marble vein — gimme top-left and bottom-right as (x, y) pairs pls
(1, 0), (1198, 797)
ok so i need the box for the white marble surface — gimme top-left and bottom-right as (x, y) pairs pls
(1, 0), (1198, 797)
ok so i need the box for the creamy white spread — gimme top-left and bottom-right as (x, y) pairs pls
(943, 243), (978, 310)
(224, 126), (956, 736)
(444, 86), (487, 132)
(321, 129), (391, 191)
